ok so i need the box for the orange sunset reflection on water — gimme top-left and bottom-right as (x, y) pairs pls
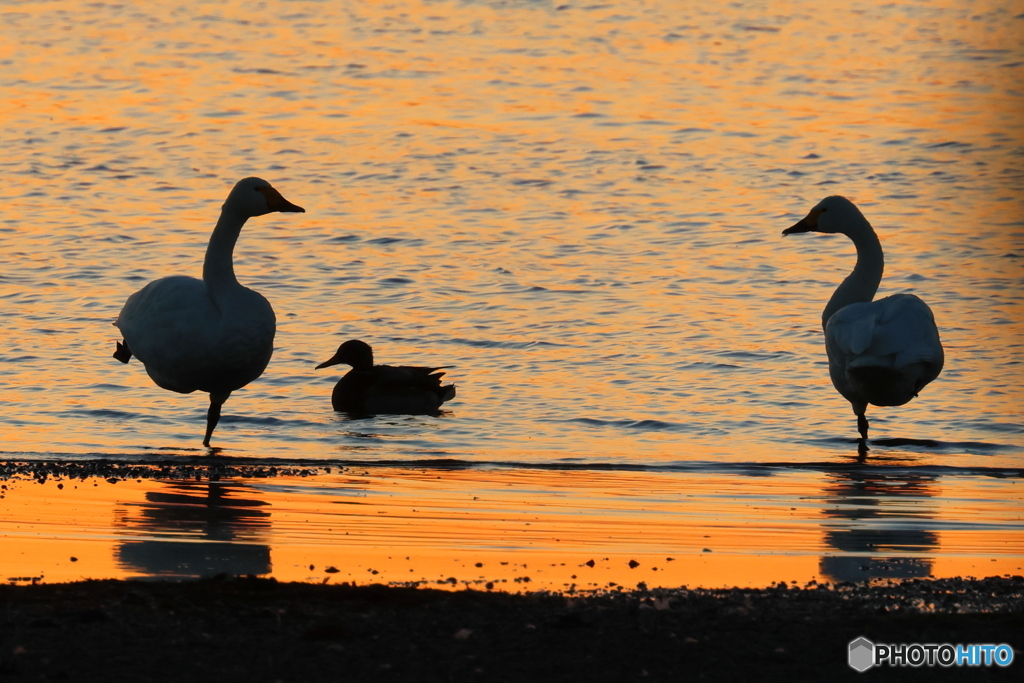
(1, 0), (1022, 589)
(2, 467), (1021, 590)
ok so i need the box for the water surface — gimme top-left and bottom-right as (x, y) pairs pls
(0, 0), (1021, 588)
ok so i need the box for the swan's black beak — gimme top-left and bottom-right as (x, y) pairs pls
(260, 186), (305, 213)
(782, 207), (821, 235)
(277, 199), (305, 213)
(782, 218), (812, 235)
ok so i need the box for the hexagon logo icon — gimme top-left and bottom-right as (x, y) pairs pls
(848, 637), (875, 672)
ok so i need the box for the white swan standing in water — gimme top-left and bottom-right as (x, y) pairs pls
(113, 177), (305, 447)
(783, 196), (943, 441)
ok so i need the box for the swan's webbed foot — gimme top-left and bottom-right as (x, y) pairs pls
(857, 413), (869, 441)
(113, 340), (132, 364)
(203, 392), (231, 448)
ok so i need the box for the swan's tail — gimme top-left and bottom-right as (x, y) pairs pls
(113, 340), (132, 364)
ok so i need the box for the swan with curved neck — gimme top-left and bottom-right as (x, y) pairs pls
(114, 177), (305, 447)
(783, 196), (943, 441)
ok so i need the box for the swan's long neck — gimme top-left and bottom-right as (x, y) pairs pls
(822, 223), (883, 330)
(203, 206), (247, 292)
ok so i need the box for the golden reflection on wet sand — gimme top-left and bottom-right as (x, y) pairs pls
(112, 481), (272, 578)
(1, 469), (1020, 589)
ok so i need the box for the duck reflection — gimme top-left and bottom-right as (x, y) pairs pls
(113, 480), (271, 578)
(819, 470), (939, 582)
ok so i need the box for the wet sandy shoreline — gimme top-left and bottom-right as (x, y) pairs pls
(3, 458), (1023, 592)
(1, 461), (1023, 680)
(1, 576), (1021, 682)
(0, 459), (329, 483)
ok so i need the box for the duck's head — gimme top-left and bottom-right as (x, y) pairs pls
(225, 177), (305, 218)
(316, 340), (374, 372)
(782, 195), (868, 236)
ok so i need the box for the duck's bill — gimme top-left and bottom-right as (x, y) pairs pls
(315, 357), (341, 370)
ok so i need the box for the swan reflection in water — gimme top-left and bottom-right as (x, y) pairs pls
(113, 480), (271, 579)
(819, 469), (938, 582)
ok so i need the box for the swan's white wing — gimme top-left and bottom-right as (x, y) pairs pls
(826, 294), (943, 408)
(117, 276), (208, 353)
(116, 276), (274, 394)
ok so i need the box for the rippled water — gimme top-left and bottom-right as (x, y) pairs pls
(0, 0), (1021, 586)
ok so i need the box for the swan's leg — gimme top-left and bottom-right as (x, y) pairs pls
(850, 401), (869, 441)
(113, 340), (132, 364)
(203, 391), (231, 448)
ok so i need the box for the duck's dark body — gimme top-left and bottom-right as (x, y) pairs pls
(317, 340), (455, 415)
(331, 364), (455, 414)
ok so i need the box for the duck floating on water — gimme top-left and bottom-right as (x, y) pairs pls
(113, 177), (305, 447)
(316, 340), (456, 414)
(783, 196), (943, 442)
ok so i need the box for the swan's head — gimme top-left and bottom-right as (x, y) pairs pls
(782, 195), (867, 236)
(225, 177), (305, 217)
(316, 340), (374, 372)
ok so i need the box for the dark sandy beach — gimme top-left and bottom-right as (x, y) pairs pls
(1, 575), (1020, 682)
